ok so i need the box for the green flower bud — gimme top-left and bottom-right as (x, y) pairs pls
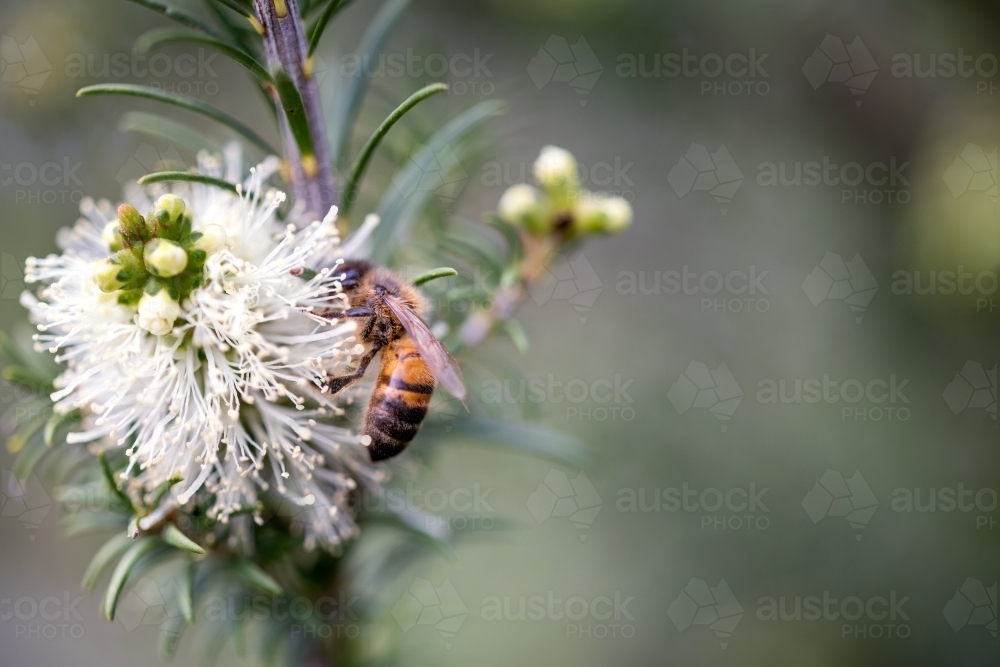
(117, 204), (147, 247)
(144, 238), (188, 277)
(147, 194), (187, 239)
(93, 249), (146, 292)
(497, 184), (547, 235)
(137, 288), (180, 336)
(533, 146), (579, 201)
(574, 193), (633, 236)
(102, 222), (124, 252)
(92, 259), (125, 292)
(192, 224), (227, 254)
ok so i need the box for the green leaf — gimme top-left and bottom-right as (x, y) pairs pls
(209, 0), (253, 18)
(98, 451), (135, 513)
(412, 266), (458, 287)
(162, 524), (205, 554)
(12, 431), (48, 482)
(487, 214), (524, 262)
(137, 171), (240, 193)
(158, 610), (188, 659)
(307, 0), (354, 56)
(178, 560), (196, 623)
(77, 84), (276, 154)
(105, 538), (159, 620)
(501, 318), (530, 354)
(369, 100), (503, 263)
(44, 409), (80, 447)
(148, 475), (183, 510)
(421, 415), (590, 467)
(135, 28), (272, 82)
(330, 0), (412, 168)
(82, 533), (133, 592)
(272, 68), (316, 163)
(232, 559), (283, 596)
(342, 82), (448, 217)
(61, 512), (130, 538)
(120, 111), (222, 155)
(125, 0), (221, 36)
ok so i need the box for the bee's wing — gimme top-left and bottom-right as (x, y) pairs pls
(383, 294), (466, 400)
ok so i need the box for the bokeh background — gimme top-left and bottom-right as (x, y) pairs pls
(1, 0), (998, 665)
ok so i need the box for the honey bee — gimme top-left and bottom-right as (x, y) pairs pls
(321, 260), (466, 461)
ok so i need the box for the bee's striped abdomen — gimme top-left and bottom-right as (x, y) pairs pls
(364, 337), (434, 461)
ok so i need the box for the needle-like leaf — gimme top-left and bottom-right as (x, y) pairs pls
(342, 82), (448, 217)
(135, 28), (272, 82)
(137, 171), (241, 193)
(77, 84), (276, 154)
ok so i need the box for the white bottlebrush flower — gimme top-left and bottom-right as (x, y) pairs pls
(22, 144), (383, 553)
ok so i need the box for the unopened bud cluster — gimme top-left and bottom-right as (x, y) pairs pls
(497, 146), (632, 238)
(92, 194), (227, 335)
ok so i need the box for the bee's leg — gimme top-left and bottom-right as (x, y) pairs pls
(322, 343), (382, 395)
(319, 307), (375, 321)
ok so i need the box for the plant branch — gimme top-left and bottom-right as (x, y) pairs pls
(254, 0), (337, 222)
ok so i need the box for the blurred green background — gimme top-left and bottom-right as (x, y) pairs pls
(1, 0), (998, 665)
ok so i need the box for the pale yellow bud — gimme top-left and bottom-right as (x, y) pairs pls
(144, 239), (188, 277)
(193, 224), (227, 254)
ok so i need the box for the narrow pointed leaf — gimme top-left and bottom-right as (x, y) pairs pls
(501, 318), (530, 354)
(162, 524), (205, 554)
(136, 28), (272, 82)
(209, 0), (253, 18)
(104, 538), (158, 620)
(370, 100), (503, 263)
(273, 69), (316, 162)
(137, 171), (240, 193)
(342, 82), (448, 217)
(12, 432), (48, 482)
(330, 0), (412, 167)
(178, 560), (195, 623)
(98, 451), (135, 513)
(120, 111), (222, 155)
(82, 533), (133, 591)
(61, 512), (130, 538)
(77, 84), (276, 154)
(158, 611), (188, 659)
(307, 0), (354, 57)
(412, 266), (457, 286)
(126, 0), (221, 36)
(232, 560), (283, 595)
